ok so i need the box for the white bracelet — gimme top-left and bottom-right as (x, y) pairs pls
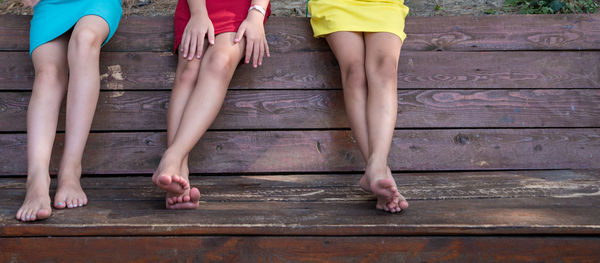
(248, 5), (266, 16)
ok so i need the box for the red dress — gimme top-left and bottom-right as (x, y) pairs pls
(174, 0), (271, 52)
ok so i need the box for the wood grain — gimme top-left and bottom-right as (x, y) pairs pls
(1, 170), (598, 202)
(2, 15), (599, 52)
(2, 51), (599, 91)
(1, 89), (599, 132)
(1, 236), (599, 262)
(1, 197), (599, 236)
(1, 129), (598, 175)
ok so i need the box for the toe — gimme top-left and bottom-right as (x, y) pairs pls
(54, 198), (66, 209)
(16, 208), (23, 220)
(189, 188), (201, 202)
(399, 200), (409, 209)
(157, 174), (172, 186)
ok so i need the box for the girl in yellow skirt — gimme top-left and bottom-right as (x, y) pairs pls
(309, 0), (410, 213)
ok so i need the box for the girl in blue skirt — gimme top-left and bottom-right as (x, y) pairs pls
(16, 0), (122, 222)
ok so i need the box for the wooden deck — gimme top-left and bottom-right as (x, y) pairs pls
(1, 14), (600, 261)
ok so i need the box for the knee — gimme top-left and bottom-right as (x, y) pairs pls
(202, 51), (237, 78)
(366, 55), (398, 81)
(69, 28), (103, 56)
(35, 65), (68, 91)
(175, 63), (200, 88)
(340, 62), (366, 89)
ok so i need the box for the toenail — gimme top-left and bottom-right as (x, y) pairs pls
(58, 202), (63, 206)
(26, 215), (30, 219)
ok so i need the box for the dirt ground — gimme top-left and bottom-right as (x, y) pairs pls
(1, 0), (508, 16)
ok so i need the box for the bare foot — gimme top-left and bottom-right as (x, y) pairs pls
(16, 173), (52, 222)
(360, 166), (408, 213)
(54, 174), (88, 209)
(165, 163), (200, 209)
(152, 152), (189, 195)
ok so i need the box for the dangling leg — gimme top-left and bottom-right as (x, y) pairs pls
(325, 32), (370, 160)
(363, 32), (408, 213)
(153, 32), (245, 209)
(16, 33), (69, 221)
(54, 15), (109, 209)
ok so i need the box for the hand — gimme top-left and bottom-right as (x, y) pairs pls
(22, 0), (40, 7)
(234, 11), (270, 67)
(180, 12), (215, 60)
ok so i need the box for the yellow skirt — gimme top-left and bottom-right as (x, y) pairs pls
(308, 0), (409, 41)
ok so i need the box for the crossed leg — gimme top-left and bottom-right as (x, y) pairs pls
(326, 31), (408, 213)
(153, 32), (245, 209)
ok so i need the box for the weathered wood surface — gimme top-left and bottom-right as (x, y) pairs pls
(2, 236), (599, 262)
(2, 51), (599, 91)
(1, 170), (599, 236)
(2, 15), (599, 52)
(1, 170), (598, 201)
(1, 89), (599, 131)
(1, 130), (598, 175)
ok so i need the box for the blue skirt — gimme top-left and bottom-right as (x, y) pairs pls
(29, 0), (122, 55)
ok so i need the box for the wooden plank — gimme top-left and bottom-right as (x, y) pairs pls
(2, 51), (599, 91)
(1, 236), (599, 262)
(1, 89), (600, 132)
(0, 196), (599, 236)
(0, 129), (598, 175)
(2, 15), (599, 52)
(1, 170), (598, 202)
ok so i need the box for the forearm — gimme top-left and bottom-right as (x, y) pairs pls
(187, 0), (208, 16)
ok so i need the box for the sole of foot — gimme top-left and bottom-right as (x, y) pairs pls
(360, 167), (408, 213)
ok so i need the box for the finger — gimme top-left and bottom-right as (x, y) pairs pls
(208, 25), (215, 45)
(188, 32), (198, 60)
(182, 30), (191, 58)
(245, 39), (253, 64)
(264, 39), (270, 58)
(234, 24), (246, 43)
(252, 42), (260, 67)
(258, 41), (264, 66)
(196, 32), (204, 59)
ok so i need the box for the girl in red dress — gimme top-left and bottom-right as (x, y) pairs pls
(152, 0), (271, 209)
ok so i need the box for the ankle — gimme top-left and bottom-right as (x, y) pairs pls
(162, 148), (186, 167)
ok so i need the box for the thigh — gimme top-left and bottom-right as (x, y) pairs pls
(364, 32), (402, 67)
(325, 31), (366, 68)
(31, 33), (69, 75)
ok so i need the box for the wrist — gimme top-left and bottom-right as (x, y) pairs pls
(246, 10), (264, 22)
(248, 4), (266, 16)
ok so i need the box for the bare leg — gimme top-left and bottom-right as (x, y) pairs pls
(362, 32), (408, 212)
(158, 42), (209, 208)
(53, 16), (109, 209)
(16, 34), (69, 221)
(153, 32), (245, 209)
(326, 31), (407, 213)
(325, 32), (369, 160)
